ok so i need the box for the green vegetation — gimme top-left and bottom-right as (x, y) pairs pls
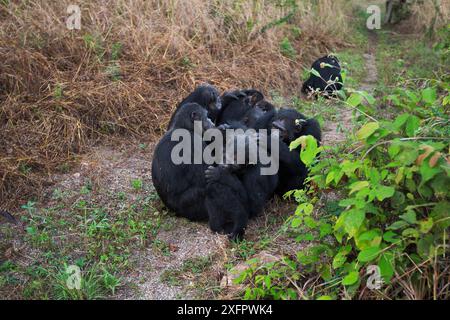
(235, 23), (449, 300)
(1, 0), (448, 301)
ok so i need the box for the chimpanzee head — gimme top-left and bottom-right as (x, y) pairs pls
(254, 100), (275, 112)
(271, 108), (307, 143)
(173, 102), (214, 132)
(242, 89), (265, 108)
(196, 84), (222, 116)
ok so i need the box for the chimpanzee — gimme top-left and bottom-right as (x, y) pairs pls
(255, 108), (321, 195)
(167, 85), (221, 130)
(152, 103), (214, 221)
(302, 54), (343, 97)
(205, 122), (278, 240)
(205, 163), (250, 240)
(216, 89), (274, 128)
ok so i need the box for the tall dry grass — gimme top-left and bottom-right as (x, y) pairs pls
(405, 0), (450, 34)
(0, 0), (354, 208)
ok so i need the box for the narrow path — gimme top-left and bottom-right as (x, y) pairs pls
(322, 32), (378, 145)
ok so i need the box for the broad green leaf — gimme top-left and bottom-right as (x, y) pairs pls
(358, 229), (380, 242)
(349, 181), (369, 195)
(291, 217), (302, 228)
(342, 271), (359, 286)
(357, 246), (380, 262)
(292, 135), (321, 166)
(359, 91), (376, 105)
(400, 210), (417, 224)
(344, 209), (365, 237)
(375, 185), (395, 201)
(383, 231), (399, 243)
(388, 141), (402, 158)
(319, 223), (333, 238)
(393, 114), (410, 130)
(326, 171), (336, 185)
(419, 159), (441, 184)
(347, 93), (363, 107)
(332, 252), (347, 269)
(417, 235), (434, 258)
(356, 122), (379, 140)
(378, 252), (394, 282)
(405, 115), (420, 137)
(421, 87), (437, 104)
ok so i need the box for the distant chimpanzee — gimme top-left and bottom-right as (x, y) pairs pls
(255, 108), (321, 195)
(205, 122), (278, 240)
(167, 85), (221, 130)
(152, 103), (214, 221)
(302, 55), (343, 98)
(216, 89), (274, 128)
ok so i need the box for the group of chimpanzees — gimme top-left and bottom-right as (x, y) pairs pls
(152, 54), (342, 240)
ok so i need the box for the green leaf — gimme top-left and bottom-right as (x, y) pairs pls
(326, 171), (336, 185)
(417, 235), (434, 258)
(349, 181), (369, 195)
(419, 159), (441, 184)
(291, 135), (321, 166)
(317, 295), (333, 300)
(400, 210), (417, 224)
(383, 231), (399, 243)
(356, 122), (379, 140)
(357, 246), (380, 262)
(358, 229), (380, 242)
(375, 185), (395, 201)
(300, 136), (320, 166)
(344, 209), (365, 237)
(405, 115), (420, 137)
(402, 228), (419, 238)
(393, 114), (410, 130)
(291, 217), (302, 228)
(419, 218), (433, 233)
(342, 271), (359, 286)
(310, 68), (321, 77)
(332, 252), (347, 269)
(421, 87), (437, 104)
(378, 252), (394, 282)
(387, 220), (409, 230)
(347, 93), (363, 107)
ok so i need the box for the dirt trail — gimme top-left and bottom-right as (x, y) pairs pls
(322, 32), (378, 145)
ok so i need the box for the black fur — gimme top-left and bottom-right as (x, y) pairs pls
(302, 55), (343, 97)
(205, 122), (278, 240)
(167, 85), (221, 130)
(216, 89), (274, 128)
(152, 103), (214, 221)
(255, 108), (321, 195)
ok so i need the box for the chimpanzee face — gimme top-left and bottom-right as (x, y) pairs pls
(202, 87), (222, 113)
(271, 112), (307, 143)
(191, 108), (214, 131)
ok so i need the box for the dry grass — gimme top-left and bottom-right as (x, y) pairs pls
(409, 0), (450, 34)
(0, 0), (356, 209)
